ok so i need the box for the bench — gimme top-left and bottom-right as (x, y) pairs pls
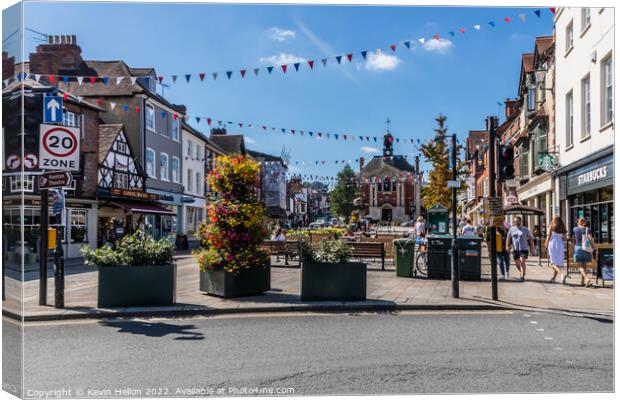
(260, 240), (300, 266)
(348, 242), (385, 270)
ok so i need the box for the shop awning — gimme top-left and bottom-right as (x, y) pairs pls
(110, 201), (176, 215)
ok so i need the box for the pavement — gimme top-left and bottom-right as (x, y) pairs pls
(2, 246), (614, 322)
(5, 310), (614, 396)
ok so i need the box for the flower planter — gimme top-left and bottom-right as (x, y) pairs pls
(97, 264), (176, 308)
(199, 261), (271, 298)
(301, 262), (367, 301)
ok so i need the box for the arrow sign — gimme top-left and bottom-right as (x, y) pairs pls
(39, 171), (73, 190)
(43, 95), (63, 123)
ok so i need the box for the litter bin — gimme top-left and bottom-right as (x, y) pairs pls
(393, 238), (415, 277)
(426, 234), (453, 279)
(457, 235), (482, 281)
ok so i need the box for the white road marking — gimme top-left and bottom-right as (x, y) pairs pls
(530, 321), (538, 324)
(523, 314), (531, 317)
(553, 347), (563, 351)
(545, 337), (554, 340)
(536, 328), (544, 332)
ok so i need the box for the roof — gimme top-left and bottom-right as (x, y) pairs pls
(98, 124), (124, 163)
(2, 77), (103, 111)
(209, 134), (246, 155)
(58, 60), (139, 97)
(247, 149), (288, 169)
(522, 53), (534, 73)
(535, 36), (554, 56)
(360, 155), (415, 177)
(128, 67), (155, 77)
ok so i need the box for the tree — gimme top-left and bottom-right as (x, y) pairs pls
(419, 114), (465, 209)
(329, 165), (359, 222)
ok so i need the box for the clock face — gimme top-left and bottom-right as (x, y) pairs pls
(385, 151), (392, 156)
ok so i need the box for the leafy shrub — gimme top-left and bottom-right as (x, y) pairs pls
(300, 239), (352, 264)
(81, 230), (173, 266)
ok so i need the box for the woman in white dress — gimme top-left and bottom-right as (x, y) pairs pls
(544, 216), (568, 284)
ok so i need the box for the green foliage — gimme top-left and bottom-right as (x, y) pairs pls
(300, 239), (353, 264)
(81, 230), (173, 266)
(329, 165), (360, 222)
(419, 114), (466, 209)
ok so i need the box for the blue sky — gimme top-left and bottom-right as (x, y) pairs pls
(6, 3), (554, 180)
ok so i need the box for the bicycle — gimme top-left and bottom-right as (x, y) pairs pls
(414, 236), (428, 277)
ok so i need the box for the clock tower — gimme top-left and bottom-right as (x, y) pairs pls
(383, 118), (394, 157)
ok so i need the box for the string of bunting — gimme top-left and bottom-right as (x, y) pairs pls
(4, 8), (554, 87)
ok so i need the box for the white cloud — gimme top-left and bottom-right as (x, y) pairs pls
(360, 146), (379, 154)
(259, 53), (306, 65)
(422, 38), (453, 54)
(268, 27), (296, 42)
(365, 50), (401, 71)
(244, 136), (256, 144)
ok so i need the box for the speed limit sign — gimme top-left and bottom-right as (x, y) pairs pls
(39, 124), (81, 171)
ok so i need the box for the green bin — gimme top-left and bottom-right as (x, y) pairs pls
(457, 235), (482, 281)
(426, 234), (453, 279)
(393, 238), (415, 277)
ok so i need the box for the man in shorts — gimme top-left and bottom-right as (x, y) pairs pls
(505, 216), (536, 282)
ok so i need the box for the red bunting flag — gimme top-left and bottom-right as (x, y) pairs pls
(199, 73), (205, 81)
(346, 53), (353, 62)
(389, 44), (396, 52)
(308, 60), (314, 69)
(433, 34), (440, 40)
(89, 76), (96, 85)
(173, 113), (178, 120)
(49, 75), (56, 83)
(281, 65), (287, 73)
(135, 106), (141, 113)
(549, 8), (556, 14)
(207, 118), (212, 125)
(96, 98), (103, 106)
(63, 93), (69, 101)
(459, 27), (465, 33)
(504, 17), (511, 22)
(240, 69), (246, 78)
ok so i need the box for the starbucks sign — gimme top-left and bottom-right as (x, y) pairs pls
(567, 154), (614, 195)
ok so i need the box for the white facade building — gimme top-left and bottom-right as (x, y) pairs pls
(181, 123), (207, 241)
(553, 7), (613, 242)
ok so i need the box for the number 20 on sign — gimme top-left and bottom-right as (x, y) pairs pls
(39, 124), (81, 171)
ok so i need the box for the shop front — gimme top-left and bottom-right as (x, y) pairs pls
(145, 188), (183, 238)
(558, 148), (613, 243)
(516, 173), (554, 235)
(2, 196), (97, 269)
(181, 195), (206, 242)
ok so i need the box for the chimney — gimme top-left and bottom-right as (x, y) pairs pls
(2, 51), (15, 80)
(29, 34), (83, 76)
(359, 156), (365, 171)
(210, 127), (227, 135)
(172, 104), (187, 115)
(504, 98), (517, 119)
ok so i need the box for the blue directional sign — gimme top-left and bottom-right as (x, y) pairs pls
(43, 95), (63, 123)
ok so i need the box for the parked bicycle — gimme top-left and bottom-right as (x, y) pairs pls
(414, 236), (428, 277)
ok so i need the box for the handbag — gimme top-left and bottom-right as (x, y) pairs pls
(581, 228), (594, 253)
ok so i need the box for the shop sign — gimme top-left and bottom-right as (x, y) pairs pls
(111, 188), (158, 201)
(567, 155), (614, 195)
(577, 166), (608, 186)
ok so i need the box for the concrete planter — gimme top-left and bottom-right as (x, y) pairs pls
(301, 262), (367, 301)
(199, 261), (271, 298)
(97, 264), (176, 308)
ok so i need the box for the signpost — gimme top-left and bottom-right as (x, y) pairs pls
(485, 196), (504, 226)
(39, 171), (73, 190)
(39, 124), (81, 171)
(51, 189), (65, 308)
(43, 95), (63, 124)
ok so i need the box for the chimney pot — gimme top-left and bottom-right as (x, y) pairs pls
(71, 35), (76, 44)
(48, 35), (53, 44)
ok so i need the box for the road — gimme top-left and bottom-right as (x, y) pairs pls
(3, 310), (613, 397)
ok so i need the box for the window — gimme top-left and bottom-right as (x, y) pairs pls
(171, 119), (179, 141)
(533, 126), (547, 170)
(171, 157), (180, 183)
(116, 141), (127, 154)
(187, 140), (193, 157)
(114, 173), (129, 189)
(160, 152), (169, 181)
(195, 172), (201, 194)
(581, 75), (591, 138)
(527, 85), (536, 111)
(195, 144), (200, 160)
(581, 8), (591, 31)
(70, 209), (88, 243)
(566, 91), (574, 147)
(519, 143), (529, 178)
(187, 169), (193, 193)
(146, 148), (156, 177)
(565, 22), (573, 53)
(602, 56), (613, 125)
(382, 178), (392, 192)
(146, 103), (155, 132)
(63, 111), (80, 127)
(9, 175), (34, 193)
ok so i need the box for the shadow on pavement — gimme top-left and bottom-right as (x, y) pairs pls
(99, 320), (205, 340)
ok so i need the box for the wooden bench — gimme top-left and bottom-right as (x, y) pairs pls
(348, 242), (385, 270)
(260, 240), (300, 266)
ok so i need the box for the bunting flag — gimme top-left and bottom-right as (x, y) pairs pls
(281, 64), (287, 73)
(321, 58), (328, 67)
(267, 66), (274, 74)
(161, 111), (167, 118)
(199, 72), (206, 81)
(172, 75), (178, 83)
(185, 74), (191, 83)
(308, 60), (314, 69)
(293, 63), (300, 71)
(418, 38), (425, 44)
(116, 76), (123, 85)
(130, 77), (137, 85)
(518, 13), (526, 23)
(110, 102), (116, 110)
(336, 55), (342, 64)
(226, 71), (232, 79)
(62, 76), (70, 84)
(534, 10), (541, 18)
(473, 24), (481, 30)
(347, 53), (353, 62)
(488, 21), (496, 27)
(390, 44), (397, 52)
(253, 68), (260, 76)
(449, 31), (455, 37)
(403, 41), (411, 49)
(240, 69), (246, 78)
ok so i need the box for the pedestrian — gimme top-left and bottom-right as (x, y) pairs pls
(272, 227), (286, 241)
(460, 218), (476, 236)
(414, 216), (426, 238)
(496, 224), (510, 280)
(573, 218), (596, 287)
(506, 216), (536, 282)
(544, 216), (568, 284)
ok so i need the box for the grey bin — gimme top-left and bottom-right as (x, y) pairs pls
(425, 234), (482, 281)
(426, 234), (453, 279)
(457, 235), (482, 281)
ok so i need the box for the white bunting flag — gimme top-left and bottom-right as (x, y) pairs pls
(110, 102), (117, 110)
(518, 13), (526, 22)
(130, 77), (137, 85)
(418, 38), (425, 44)
(3, 79), (9, 87)
(116, 76), (124, 85)
(77, 76), (84, 86)
(34, 74), (41, 82)
(77, 96), (83, 102)
(474, 24), (481, 30)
